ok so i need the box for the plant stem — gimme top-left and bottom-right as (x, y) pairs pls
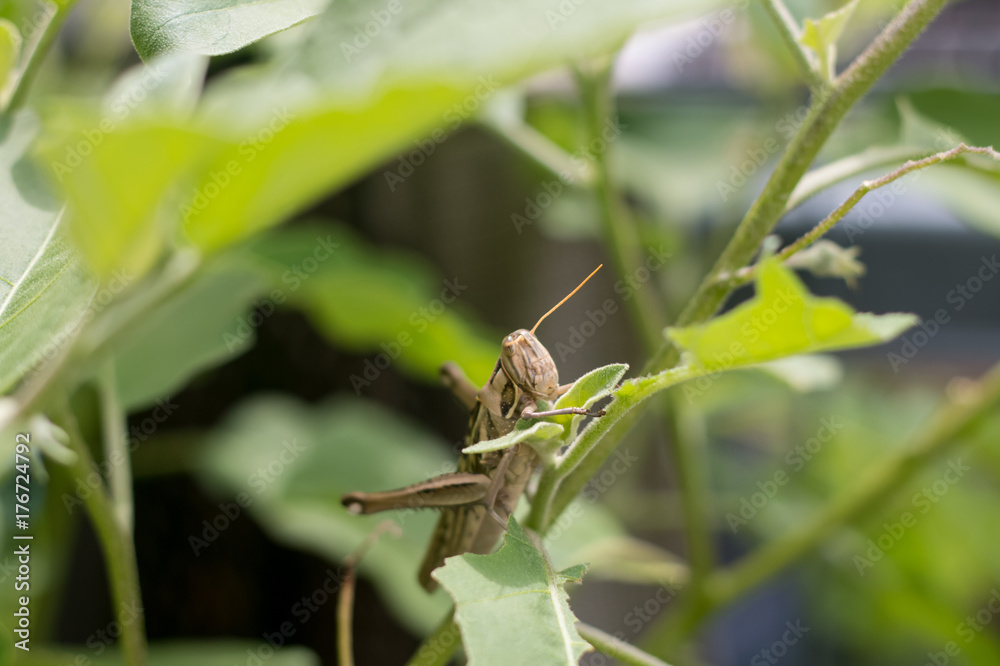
(723, 144), (1000, 287)
(5, 0), (77, 113)
(98, 360), (133, 534)
(759, 0), (823, 90)
(644, 359), (1000, 655)
(578, 622), (675, 666)
(664, 394), (714, 583)
(481, 115), (595, 187)
(646, 0), (949, 376)
(406, 615), (461, 666)
(575, 61), (665, 354)
(52, 398), (147, 666)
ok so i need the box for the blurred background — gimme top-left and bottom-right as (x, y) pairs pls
(3, 0), (1000, 664)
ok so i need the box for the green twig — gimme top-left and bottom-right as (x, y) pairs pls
(52, 398), (147, 666)
(644, 359), (1000, 653)
(98, 360), (133, 534)
(578, 622), (675, 666)
(722, 143), (1000, 288)
(5, 0), (77, 113)
(759, 0), (823, 90)
(481, 115), (595, 187)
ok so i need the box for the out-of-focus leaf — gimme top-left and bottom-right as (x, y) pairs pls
(570, 536), (688, 585)
(0, 19), (20, 92)
(14, 641), (319, 666)
(104, 52), (208, 119)
(755, 355), (843, 393)
(666, 259), (917, 371)
(197, 395), (453, 633)
(784, 240), (865, 287)
(0, 111), (95, 395)
(434, 517), (592, 666)
(130, 0), (329, 60)
(112, 257), (269, 410)
(799, 0), (858, 81)
(246, 223), (499, 385)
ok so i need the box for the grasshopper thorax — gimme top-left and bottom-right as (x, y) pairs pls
(500, 328), (559, 400)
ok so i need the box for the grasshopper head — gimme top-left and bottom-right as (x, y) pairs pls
(500, 328), (560, 399)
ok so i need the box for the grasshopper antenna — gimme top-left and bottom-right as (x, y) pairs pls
(530, 264), (603, 335)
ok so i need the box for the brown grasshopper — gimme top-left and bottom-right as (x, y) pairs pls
(341, 266), (605, 590)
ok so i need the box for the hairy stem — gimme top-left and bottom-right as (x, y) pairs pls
(5, 0), (78, 113)
(98, 360), (133, 534)
(579, 622), (675, 666)
(53, 398), (147, 666)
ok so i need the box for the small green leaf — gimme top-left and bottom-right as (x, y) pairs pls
(130, 0), (330, 60)
(434, 516), (592, 666)
(551, 363), (628, 438)
(784, 240), (865, 288)
(799, 0), (858, 81)
(462, 421), (564, 455)
(666, 259), (917, 371)
(0, 19), (21, 93)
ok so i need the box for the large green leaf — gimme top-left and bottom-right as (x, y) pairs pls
(0, 18), (20, 93)
(434, 517), (592, 666)
(196, 395), (453, 633)
(666, 259), (917, 372)
(0, 112), (95, 395)
(131, 0), (329, 60)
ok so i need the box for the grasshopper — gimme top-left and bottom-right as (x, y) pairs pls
(341, 266), (606, 590)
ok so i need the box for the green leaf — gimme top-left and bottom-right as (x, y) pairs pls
(130, 0), (329, 60)
(434, 516), (592, 666)
(799, 0), (858, 81)
(112, 256), (269, 410)
(13, 641), (319, 666)
(462, 421), (564, 455)
(0, 19), (21, 92)
(666, 259), (917, 372)
(197, 396), (452, 633)
(551, 363), (628, 438)
(0, 111), (95, 395)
